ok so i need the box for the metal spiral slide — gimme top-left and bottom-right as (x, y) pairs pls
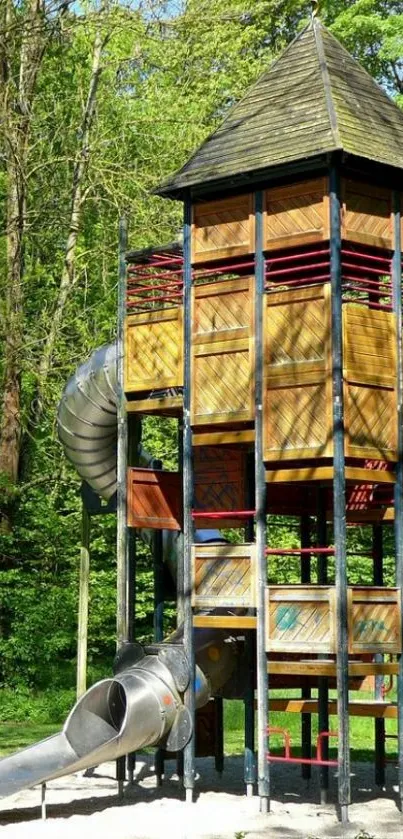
(0, 344), (237, 799)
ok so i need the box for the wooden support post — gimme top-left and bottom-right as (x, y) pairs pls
(317, 488), (329, 801)
(183, 194), (196, 803)
(330, 164), (350, 822)
(254, 189), (269, 813)
(116, 216), (128, 788)
(76, 501), (90, 699)
(372, 524), (385, 788)
(300, 514), (312, 780)
(392, 189), (403, 810)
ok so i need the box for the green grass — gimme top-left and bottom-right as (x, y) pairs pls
(224, 691), (398, 762)
(0, 689), (397, 762)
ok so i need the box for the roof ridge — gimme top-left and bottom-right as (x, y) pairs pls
(313, 18), (341, 149)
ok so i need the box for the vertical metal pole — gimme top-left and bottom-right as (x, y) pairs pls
(116, 217), (128, 791)
(392, 190), (403, 810)
(244, 453), (256, 796)
(317, 488), (329, 801)
(117, 217), (129, 651)
(127, 416), (139, 784)
(300, 514), (312, 780)
(183, 193), (196, 803)
(254, 189), (269, 813)
(177, 419), (185, 627)
(77, 501), (90, 698)
(330, 165), (349, 822)
(214, 696), (224, 774)
(41, 783), (46, 821)
(372, 524), (385, 788)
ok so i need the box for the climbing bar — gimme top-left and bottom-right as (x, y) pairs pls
(192, 510), (255, 519)
(267, 726), (338, 766)
(265, 547), (335, 555)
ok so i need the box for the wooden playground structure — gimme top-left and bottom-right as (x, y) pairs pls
(113, 18), (403, 824)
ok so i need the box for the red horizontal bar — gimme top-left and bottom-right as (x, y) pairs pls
(192, 510), (255, 519)
(341, 248), (391, 266)
(194, 260), (255, 277)
(342, 274), (392, 291)
(266, 246), (329, 266)
(266, 260), (329, 279)
(265, 547), (335, 555)
(342, 260), (391, 277)
(343, 284), (391, 298)
(127, 270), (183, 281)
(267, 756), (338, 766)
(127, 285), (182, 297)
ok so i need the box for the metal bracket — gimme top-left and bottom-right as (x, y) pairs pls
(113, 641), (145, 674)
(163, 706), (193, 752)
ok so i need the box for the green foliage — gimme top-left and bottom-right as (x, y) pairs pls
(0, 0), (402, 694)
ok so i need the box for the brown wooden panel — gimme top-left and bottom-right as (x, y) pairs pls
(193, 446), (246, 528)
(266, 586), (336, 654)
(264, 177), (329, 250)
(127, 467), (181, 530)
(342, 179), (392, 249)
(192, 544), (255, 609)
(265, 284), (332, 461)
(348, 587), (401, 654)
(124, 307), (182, 394)
(192, 277), (254, 426)
(192, 194), (254, 264)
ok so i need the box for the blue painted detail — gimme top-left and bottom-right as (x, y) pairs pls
(194, 675), (203, 695)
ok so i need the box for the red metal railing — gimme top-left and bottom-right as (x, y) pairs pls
(267, 726), (338, 767)
(126, 251), (184, 312)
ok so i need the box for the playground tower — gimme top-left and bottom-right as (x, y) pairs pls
(118, 19), (403, 823)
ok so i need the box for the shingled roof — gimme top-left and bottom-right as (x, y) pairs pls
(156, 19), (403, 199)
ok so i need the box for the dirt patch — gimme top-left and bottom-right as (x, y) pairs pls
(0, 756), (401, 838)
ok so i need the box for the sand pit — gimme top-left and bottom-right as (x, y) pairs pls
(0, 756), (401, 839)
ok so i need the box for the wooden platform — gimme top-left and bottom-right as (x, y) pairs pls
(268, 698), (397, 719)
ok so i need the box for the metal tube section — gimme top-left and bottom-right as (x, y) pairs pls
(392, 190), (403, 810)
(183, 194), (196, 802)
(254, 189), (269, 813)
(330, 164), (350, 822)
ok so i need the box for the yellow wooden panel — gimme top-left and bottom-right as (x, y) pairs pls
(192, 544), (255, 609)
(344, 382), (397, 460)
(348, 587), (401, 654)
(264, 177), (328, 250)
(192, 194), (254, 263)
(266, 586), (336, 654)
(124, 307), (182, 393)
(265, 382), (330, 459)
(342, 179), (392, 249)
(192, 277), (254, 426)
(343, 305), (396, 387)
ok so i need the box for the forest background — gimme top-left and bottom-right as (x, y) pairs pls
(0, 0), (402, 717)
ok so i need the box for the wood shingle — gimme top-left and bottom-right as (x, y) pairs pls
(156, 20), (403, 199)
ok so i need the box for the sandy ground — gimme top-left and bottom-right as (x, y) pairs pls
(0, 755), (401, 839)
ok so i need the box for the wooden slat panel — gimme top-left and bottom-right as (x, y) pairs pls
(344, 382), (397, 461)
(192, 544), (255, 609)
(193, 446), (246, 529)
(124, 307), (183, 393)
(192, 277), (254, 426)
(127, 468), (181, 530)
(343, 306), (396, 388)
(264, 177), (328, 250)
(348, 587), (401, 654)
(266, 586), (336, 654)
(192, 194), (254, 263)
(264, 283), (332, 462)
(342, 179), (392, 249)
